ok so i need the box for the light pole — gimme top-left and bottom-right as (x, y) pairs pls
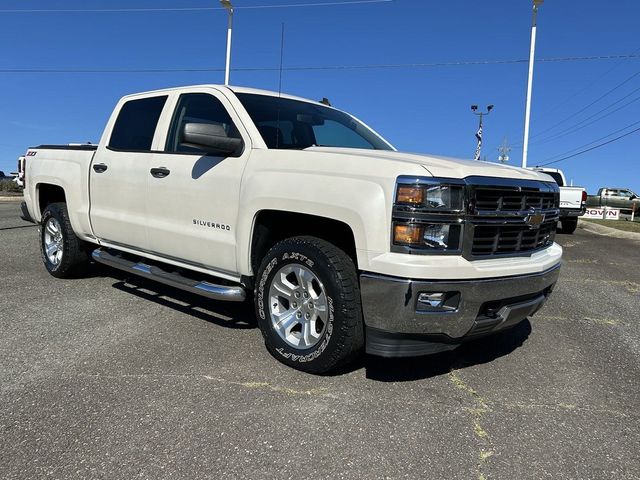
(521, 0), (543, 168)
(220, 0), (234, 86)
(471, 104), (493, 161)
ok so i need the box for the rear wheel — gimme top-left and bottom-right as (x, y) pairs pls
(40, 202), (90, 278)
(254, 236), (364, 374)
(558, 218), (578, 234)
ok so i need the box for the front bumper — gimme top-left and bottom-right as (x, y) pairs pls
(360, 263), (560, 357)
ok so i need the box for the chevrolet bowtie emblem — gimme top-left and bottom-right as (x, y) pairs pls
(525, 211), (545, 230)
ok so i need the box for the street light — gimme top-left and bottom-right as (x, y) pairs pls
(521, 0), (544, 168)
(471, 104), (494, 161)
(220, 0), (234, 86)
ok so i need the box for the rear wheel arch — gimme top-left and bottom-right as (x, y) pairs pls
(37, 183), (67, 218)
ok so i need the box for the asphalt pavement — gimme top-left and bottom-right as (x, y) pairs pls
(1, 199), (638, 480)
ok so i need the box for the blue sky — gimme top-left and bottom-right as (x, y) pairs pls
(0, 0), (638, 194)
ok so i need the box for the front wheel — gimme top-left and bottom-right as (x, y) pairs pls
(254, 236), (364, 374)
(40, 202), (90, 278)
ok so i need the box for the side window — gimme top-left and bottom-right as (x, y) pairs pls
(109, 96), (167, 151)
(166, 93), (241, 153)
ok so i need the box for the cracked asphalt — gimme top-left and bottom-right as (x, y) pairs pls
(1, 200), (639, 479)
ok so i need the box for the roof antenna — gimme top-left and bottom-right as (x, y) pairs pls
(278, 23), (285, 98)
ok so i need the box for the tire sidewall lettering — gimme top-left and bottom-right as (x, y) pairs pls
(259, 251), (334, 364)
(257, 257), (278, 321)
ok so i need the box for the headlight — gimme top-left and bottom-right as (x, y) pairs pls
(396, 183), (464, 212)
(393, 222), (462, 251)
(392, 177), (467, 254)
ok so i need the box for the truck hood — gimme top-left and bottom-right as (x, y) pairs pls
(306, 147), (549, 181)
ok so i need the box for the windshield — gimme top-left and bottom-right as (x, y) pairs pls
(236, 93), (393, 151)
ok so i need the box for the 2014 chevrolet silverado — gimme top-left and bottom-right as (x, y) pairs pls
(21, 85), (562, 373)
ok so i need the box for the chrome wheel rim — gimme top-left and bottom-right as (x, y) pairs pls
(268, 263), (328, 349)
(43, 217), (63, 266)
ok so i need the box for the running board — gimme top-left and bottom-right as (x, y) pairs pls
(91, 248), (246, 302)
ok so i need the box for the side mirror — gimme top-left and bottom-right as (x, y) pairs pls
(181, 122), (243, 156)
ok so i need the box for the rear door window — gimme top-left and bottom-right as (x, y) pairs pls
(109, 96), (168, 151)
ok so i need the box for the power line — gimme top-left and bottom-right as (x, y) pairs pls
(527, 68), (640, 141)
(1, 54), (639, 74)
(531, 87), (640, 145)
(0, 0), (393, 13)
(537, 127), (640, 166)
(529, 45), (640, 124)
(539, 119), (640, 163)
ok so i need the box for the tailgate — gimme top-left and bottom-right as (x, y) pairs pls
(559, 186), (584, 209)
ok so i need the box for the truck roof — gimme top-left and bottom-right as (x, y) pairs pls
(121, 84), (330, 108)
(533, 167), (561, 173)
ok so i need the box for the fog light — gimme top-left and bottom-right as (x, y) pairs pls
(416, 291), (460, 313)
(418, 292), (445, 308)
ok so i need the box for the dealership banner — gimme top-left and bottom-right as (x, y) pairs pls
(583, 207), (620, 220)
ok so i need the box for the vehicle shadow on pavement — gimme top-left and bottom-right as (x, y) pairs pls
(364, 320), (532, 382)
(93, 265), (257, 330)
(91, 263), (531, 377)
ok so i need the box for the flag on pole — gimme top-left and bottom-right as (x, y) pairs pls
(474, 123), (482, 161)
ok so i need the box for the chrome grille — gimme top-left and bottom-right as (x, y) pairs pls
(391, 175), (560, 259)
(474, 188), (556, 212)
(471, 220), (556, 256)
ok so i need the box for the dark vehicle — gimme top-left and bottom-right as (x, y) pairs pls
(587, 188), (640, 215)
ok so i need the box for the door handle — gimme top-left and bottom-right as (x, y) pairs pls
(150, 167), (170, 178)
(92, 163), (108, 173)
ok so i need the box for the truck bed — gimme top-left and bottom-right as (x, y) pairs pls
(31, 144), (98, 151)
(23, 145), (98, 236)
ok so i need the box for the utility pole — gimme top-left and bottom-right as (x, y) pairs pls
(521, 0), (544, 168)
(498, 137), (511, 163)
(471, 104), (494, 161)
(220, 0), (234, 86)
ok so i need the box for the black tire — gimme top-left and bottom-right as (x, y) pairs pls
(558, 218), (578, 234)
(40, 202), (90, 278)
(254, 236), (364, 374)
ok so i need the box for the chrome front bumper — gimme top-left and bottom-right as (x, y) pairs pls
(360, 263), (561, 356)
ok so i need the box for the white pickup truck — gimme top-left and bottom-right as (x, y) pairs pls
(21, 84), (562, 373)
(531, 167), (586, 234)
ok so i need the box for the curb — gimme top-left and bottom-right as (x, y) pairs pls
(0, 195), (24, 202)
(578, 219), (640, 241)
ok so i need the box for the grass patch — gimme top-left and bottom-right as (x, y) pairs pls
(582, 218), (640, 233)
(0, 179), (22, 193)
